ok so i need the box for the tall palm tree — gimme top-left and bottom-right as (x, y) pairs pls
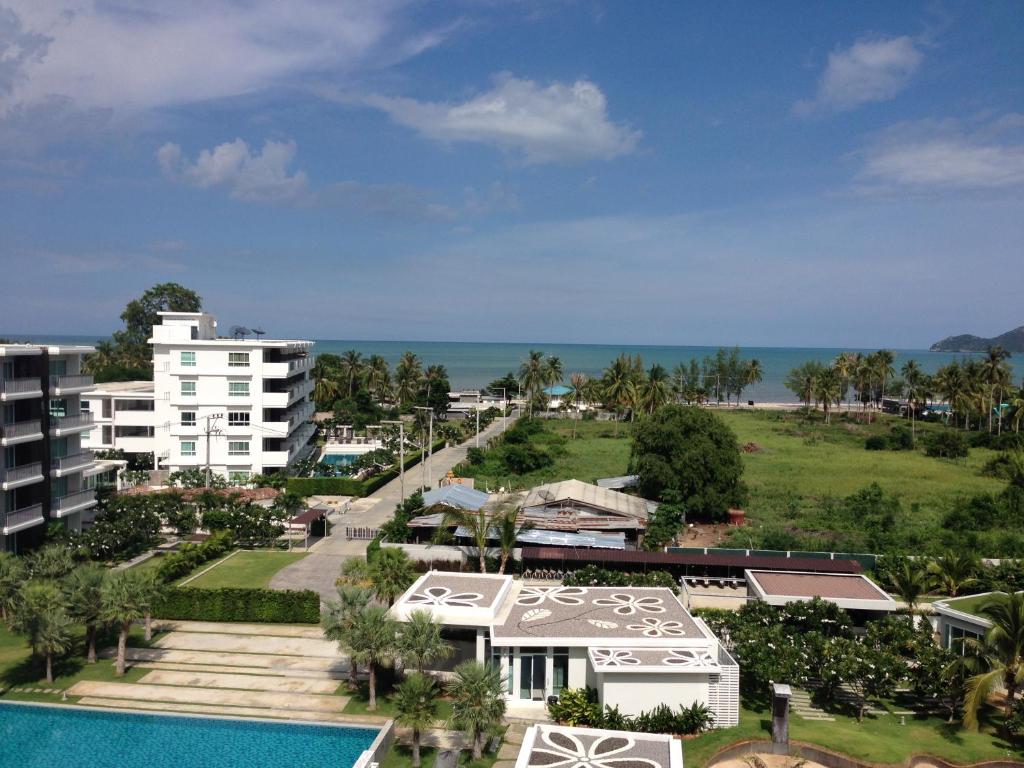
(639, 364), (671, 415)
(396, 352), (424, 406)
(493, 506), (532, 575)
(854, 354), (874, 421)
(1011, 386), (1024, 434)
(12, 581), (73, 683)
(602, 354), (634, 435)
(928, 551), (979, 598)
(447, 661), (507, 760)
(871, 349), (896, 410)
(743, 359), (763, 406)
(889, 559), (932, 614)
(565, 372), (589, 438)
(25, 544), (75, 580)
(0, 552), (25, 622)
(63, 564), (107, 663)
(446, 509), (491, 573)
(370, 548), (416, 606)
(138, 569), (166, 642)
(346, 604), (398, 711)
(323, 585), (373, 689)
(518, 351), (546, 417)
(963, 592), (1024, 729)
(394, 673), (439, 768)
(100, 569), (148, 676)
(544, 356), (564, 389)
(902, 360), (924, 440)
(812, 366), (842, 423)
(834, 352), (858, 413)
(397, 610), (452, 674)
(338, 350), (365, 397)
(981, 347), (1012, 434)
(366, 355), (392, 402)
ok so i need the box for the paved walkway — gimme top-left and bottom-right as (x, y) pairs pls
(271, 411), (518, 601)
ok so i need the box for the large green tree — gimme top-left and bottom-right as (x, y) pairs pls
(963, 592), (1024, 730)
(63, 565), (108, 663)
(100, 569), (149, 676)
(12, 581), (74, 683)
(630, 405), (747, 522)
(345, 605), (398, 711)
(447, 661), (506, 760)
(394, 673), (439, 768)
(397, 610), (452, 674)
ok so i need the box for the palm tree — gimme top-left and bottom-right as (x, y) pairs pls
(138, 569), (166, 642)
(313, 371), (342, 409)
(25, 544), (75, 580)
(396, 352), (424, 406)
(1010, 386), (1024, 434)
(981, 346), (1012, 434)
(12, 581), (73, 684)
(855, 354), (875, 421)
(346, 604), (398, 711)
(366, 355), (392, 402)
(889, 559), (932, 614)
(928, 551), (979, 598)
(902, 360), (924, 440)
(963, 592), (1024, 730)
(743, 359), (763, 406)
(0, 552), (25, 622)
(602, 354), (634, 435)
(493, 506), (532, 575)
(338, 350), (365, 397)
(565, 372), (589, 439)
(834, 352), (858, 413)
(323, 585), (373, 689)
(100, 569), (148, 676)
(446, 508), (491, 573)
(871, 349), (896, 410)
(544, 356), (564, 389)
(639, 364), (671, 415)
(447, 660), (507, 760)
(397, 610), (452, 674)
(518, 351), (546, 417)
(812, 366), (842, 423)
(370, 548), (416, 606)
(63, 564), (107, 663)
(394, 673), (439, 768)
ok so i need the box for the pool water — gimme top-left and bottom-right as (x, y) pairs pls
(320, 453), (360, 473)
(0, 702), (378, 768)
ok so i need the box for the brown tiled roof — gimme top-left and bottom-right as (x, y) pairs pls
(119, 486), (281, 502)
(749, 570), (889, 600)
(521, 547), (863, 573)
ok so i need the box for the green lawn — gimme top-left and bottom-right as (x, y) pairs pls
(686, 701), (1022, 766)
(342, 682), (455, 721)
(382, 745), (498, 768)
(180, 550), (306, 589)
(937, 592), (1008, 617)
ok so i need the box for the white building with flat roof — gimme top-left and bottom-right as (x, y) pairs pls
(150, 311), (315, 483)
(82, 381), (156, 464)
(2, 344), (98, 552)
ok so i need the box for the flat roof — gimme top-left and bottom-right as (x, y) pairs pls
(745, 570), (896, 611)
(587, 646), (720, 673)
(523, 547), (864, 573)
(391, 572), (515, 627)
(85, 381), (155, 395)
(515, 725), (683, 768)
(0, 344), (94, 356)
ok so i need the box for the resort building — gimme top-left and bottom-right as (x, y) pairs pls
(150, 311), (315, 482)
(390, 571), (739, 725)
(931, 593), (1008, 652)
(2, 344), (98, 552)
(744, 569), (896, 621)
(514, 724), (683, 768)
(81, 380), (157, 465)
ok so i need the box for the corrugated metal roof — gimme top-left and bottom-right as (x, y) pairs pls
(453, 526), (626, 549)
(521, 547), (863, 573)
(422, 484), (490, 511)
(521, 479), (653, 520)
(595, 474), (639, 490)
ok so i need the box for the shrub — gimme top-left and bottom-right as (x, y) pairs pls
(547, 691), (713, 735)
(154, 587), (320, 623)
(502, 444), (553, 474)
(466, 447), (486, 466)
(888, 426), (914, 451)
(547, 687), (602, 726)
(562, 565), (679, 593)
(864, 435), (887, 451)
(924, 430), (969, 460)
(156, 531), (234, 583)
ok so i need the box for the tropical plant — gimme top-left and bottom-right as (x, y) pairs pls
(638, 364), (672, 415)
(445, 508), (491, 573)
(447, 660), (507, 760)
(394, 673), (440, 768)
(24, 544), (75, 580)
(370, 547), (416, 606)
(0, 552), (25, 622)
(11, 581), (73, 683)
(493, 505), (531, 575)
(812, 366), (843, 423)
(345, 604), (398, 711)
(322, 585), (373, 689)
(100, 569), (149, 676)
(518, 350), (547, 417)
(138, 568), (166, 642)
(928, 551), (980, 597)
(785, 361), (823, 409)
(888, 559), (932, 613)
(963, 592), (1024, 730)
(397, 609), (452, 674)
(63, 564), (108, 663)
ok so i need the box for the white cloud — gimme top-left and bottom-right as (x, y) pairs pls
(797, 35), (923, 114)
(857, 116), (1024, 191)
(158, 139), (309, 202)
(363, 73), (640, 163)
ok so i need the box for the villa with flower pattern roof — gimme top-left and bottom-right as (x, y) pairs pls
(390, 571), (739, 725)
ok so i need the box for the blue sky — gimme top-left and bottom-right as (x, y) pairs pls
(1, 1), (1022, 348)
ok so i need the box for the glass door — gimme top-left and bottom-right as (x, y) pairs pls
(518, 650), (546, 700)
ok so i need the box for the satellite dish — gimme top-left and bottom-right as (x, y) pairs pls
(230, 325), (251, 340)
(252, 327), (266, 340)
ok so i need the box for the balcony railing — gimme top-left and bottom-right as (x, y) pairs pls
(2, 462), (43, 485)
(52, 451), (94, 473)
(1, 377), (42, 397)
(3, 504), (44, 533)
(49, 374), (94, 391)
(0, 420), (43, 441)
(50, 413), (94, 432)
(53, 489), (96, 513)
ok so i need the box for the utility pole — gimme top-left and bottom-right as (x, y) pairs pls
(381, 420), (405, 500)
(475, 408), (480, 448)
(490, 387), (507, 433)
(203, 413), (223, 488)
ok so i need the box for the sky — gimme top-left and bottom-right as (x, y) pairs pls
(1, 1), (1022, 348)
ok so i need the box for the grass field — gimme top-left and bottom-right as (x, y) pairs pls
(180, 550), (306, 589)
(342, 682), (456, 719)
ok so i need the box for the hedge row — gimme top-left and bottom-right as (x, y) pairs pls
(154, 587), (321, 624)
(288, 439), (445, 496)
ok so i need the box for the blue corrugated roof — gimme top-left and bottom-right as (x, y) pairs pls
(543, 385), (572, 396)
(453, 526), (626, 550)
(422, 484), (489, 511)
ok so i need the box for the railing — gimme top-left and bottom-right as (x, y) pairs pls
(50, 413), (94, 431)
(2, 462), (43, 484)
(0, 420), (42, 440)
(53, 489), (96, 513)
(345, 526), (380, 540)
(1, 377), (42, 396)
(52, 451), (94, 473)
(49, 374), (94, 390)
(3, 504), (44, 532)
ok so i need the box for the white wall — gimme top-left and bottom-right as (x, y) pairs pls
(598, 673), (711, 717)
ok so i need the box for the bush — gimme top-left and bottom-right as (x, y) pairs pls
(562, 565), (679, 593)
(154, 587), (320, 623)
(888, 426), (914, 451)
(924, 430), (969, 460)
(547, 690), (713, 735)
(502, 444), (553, 473)
(466, 447), (486, 466)
(156, 531), (234, 582)
(864, 435), (887, 451)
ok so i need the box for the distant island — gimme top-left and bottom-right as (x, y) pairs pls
(930, 325), (1024, 353)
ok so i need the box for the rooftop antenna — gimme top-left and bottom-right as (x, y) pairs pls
(230, 325), (251, 340)
(252, 327), (266, 340)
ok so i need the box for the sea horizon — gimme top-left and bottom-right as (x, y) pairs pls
(5, 332), (991, 403)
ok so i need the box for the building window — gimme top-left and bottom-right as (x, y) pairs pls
(228, 412), (250, 426)
(180, 441), (196, 457)
(181, 411), (196, 427)
(181, 351), (196, 367)
(553, 647), (569, 695)
(49, 399), (67, 418)
(228, 352), (250, 367)
(180, 381), (196, 397)
(228, 470), (250, 485)
(228, 441), (249, 456)
(228, 382), (249, 397)
(81, 400), (91, 412)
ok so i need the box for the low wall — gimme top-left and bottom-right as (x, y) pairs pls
(706, 739), (1024, 768)
(353, 719), (395, 768)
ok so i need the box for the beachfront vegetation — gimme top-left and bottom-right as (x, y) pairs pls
(312, 350), (451, 418)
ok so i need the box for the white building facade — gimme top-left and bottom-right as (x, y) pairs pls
(82, 381), (157, 464)
(2, 344), (98, 552)
(150, 312), (315, 483)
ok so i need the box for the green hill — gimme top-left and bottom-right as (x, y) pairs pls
(930, 325), (1024, 353)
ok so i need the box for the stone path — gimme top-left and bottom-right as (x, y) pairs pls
(492, 721), (529, 768)
(107, 647), (348, 678)
(788, 688), (835, 722)
(137, 669), (341, 695)
(67, 680), (348, 713)
(153, 631), (337, 657)
(153, 620), (327, 639)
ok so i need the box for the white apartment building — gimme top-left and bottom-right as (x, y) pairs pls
(150, 312), (315, 484)
(2, 344), (98, 552)
(82, 381), (157, 466)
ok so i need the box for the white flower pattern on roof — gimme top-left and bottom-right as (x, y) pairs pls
(516, 587), (587, 607)
(626, 617), (687, 638)
(406, 586), (484, 608)
(592, 593), (665, 616)
(529, 729), (660, 768)
(662, 649), (715, 666)
(591, 649), (640, 667)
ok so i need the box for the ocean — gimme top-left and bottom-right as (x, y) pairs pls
(8, 333), (990, 404)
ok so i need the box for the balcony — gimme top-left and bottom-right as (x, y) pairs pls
(2, 503), (45, 535)
(263, 357), (312, 379)
(0, 419), (44, 446)
(0, 377), (43, 401)
(49, 374), (94, 395)
(53, 489), (97, 517)
(1, 461), (44, 491)
(52, 451), (95, 476)
(50, 413), (94, 436)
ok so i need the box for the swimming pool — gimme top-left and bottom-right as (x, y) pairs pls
(320, 453), (360, 473)
(0, 702), (379, 768)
